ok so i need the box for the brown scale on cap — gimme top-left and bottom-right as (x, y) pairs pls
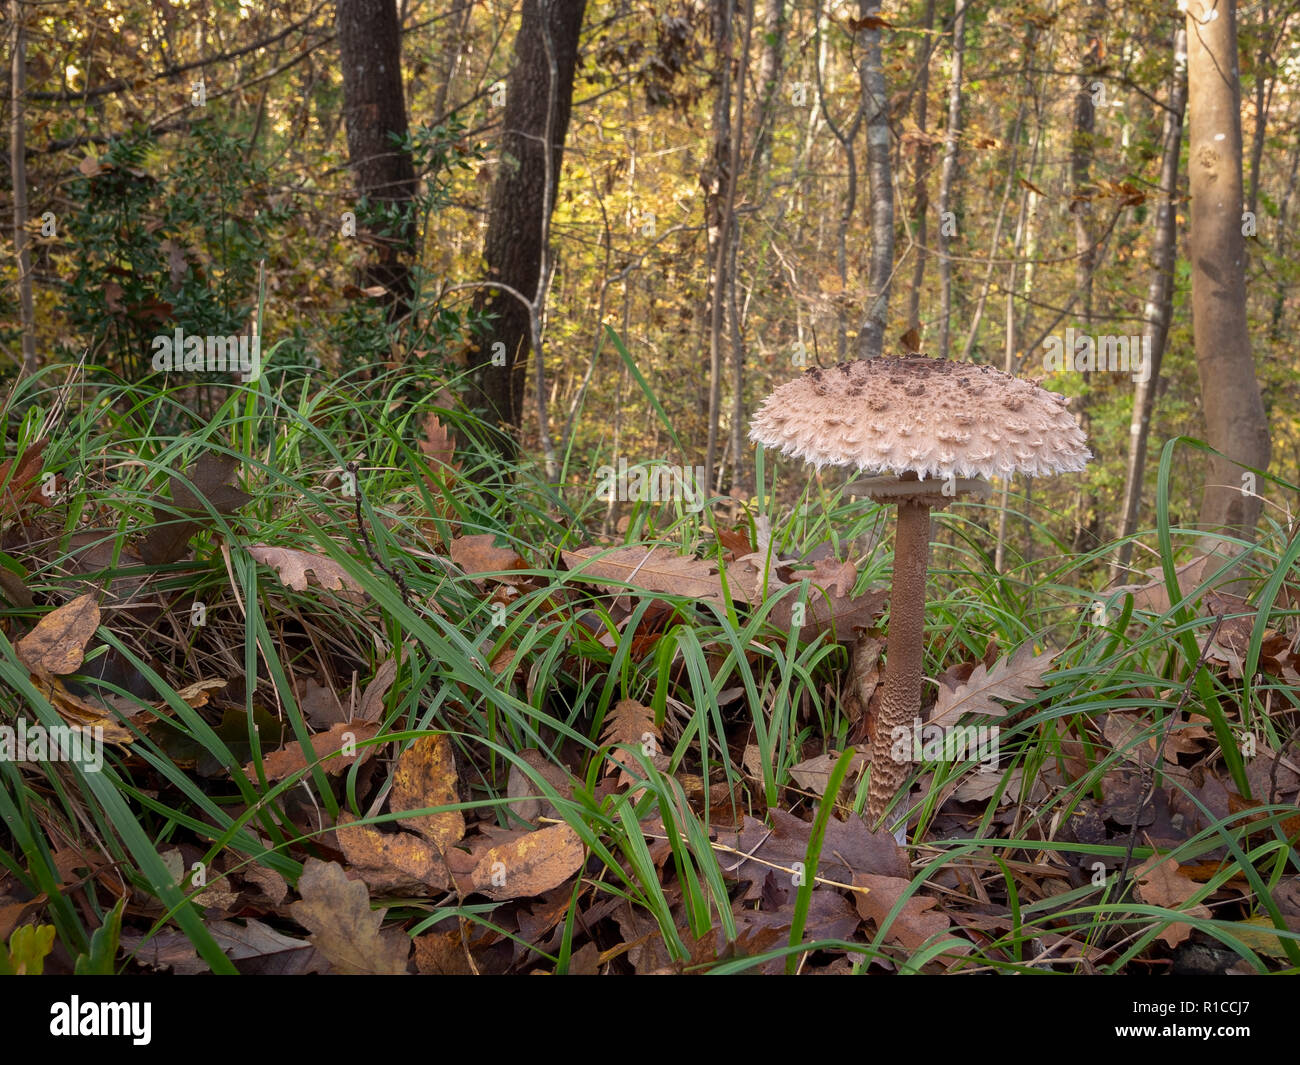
(748, 355), (1091, 480)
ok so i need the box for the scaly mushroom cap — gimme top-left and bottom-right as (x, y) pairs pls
(749, 355), (1092, 480)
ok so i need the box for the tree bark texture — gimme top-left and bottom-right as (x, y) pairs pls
(471, 0), (586, 441)
(337, 0), (418, 312)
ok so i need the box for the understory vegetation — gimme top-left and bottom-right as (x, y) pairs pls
(1, 358), (1297, 975)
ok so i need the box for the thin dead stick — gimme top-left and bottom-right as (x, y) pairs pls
(346, 460), (412, 608)
(647, 827), (871, 897)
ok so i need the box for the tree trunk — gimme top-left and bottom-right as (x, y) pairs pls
(749, 0), (786, 174)
(9, 0), (36, 376)
(855, 0), (893, 359)
(936, 0), (966, 361)
(1114, 25), (1187, 579)
(1185, 0), (1270, 541)
(812, 0), (862, 360)
(470, 0), (586, 452)
(1269, 127), (1300, 340)
(704, 0), (734, 493)
(905, 0), (936, 340)
(431, 0), (475, 122)
(336, 0), (418, 314)
(1068, 0), (1105, 554)
(728, 0), (757, 497)
(993, 80), (1047, 571)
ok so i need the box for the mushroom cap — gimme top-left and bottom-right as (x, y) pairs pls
(748, 355), (1092, 480)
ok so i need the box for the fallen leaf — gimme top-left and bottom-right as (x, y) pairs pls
(1109, 555), (1211, 614)
(0, 568), (34, 608)
(336, 813), (450, 892)
(1135, 853), (1211, 947)
(562, 544), (725, 603)
(929, 643), (1060, 729)
(203, 919), (328, 975)
(1243, 741), (1300, 800)
(174, 680), (227, 708)
(612, 900), (676, 973)
(242, 864), (288, 907)
(727, 553), (888, 639)
(947, 766), (1044, 805)
(449, 534), (526, 578)
(390, 734), (465, 847)
(120, 929), (210, 975)
(723, 810), (908, 901)
(506, 749), (573, 824)
(715, 525), (752, 557)
(469, 823), (586, 900)
(290, 859), (410, 974)
(728, 890), (860, 973)
(1225, 916), (1298, 960)
(413, 930), (474, 974)
(33, 675), (134, 743)
(852, 873), (952, 950)
(248, 545), (366, 599)
(358, 652), (401, 723)
(599, 699), (667, 788)
(244, 720), (380, 782)
(420, 411), (459, 472)
(16, 593), (100, 675)
(141, 452), (252, 564)
(0, 437), (49, 518)
(770, 565), (888, 638)
(298, 677), (347, 728)
(788, 750), (868, 796)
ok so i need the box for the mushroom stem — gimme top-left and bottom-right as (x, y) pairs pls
(868, 498), (932, 830)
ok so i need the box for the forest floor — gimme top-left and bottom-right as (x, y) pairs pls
(1, 365), (1298, 975)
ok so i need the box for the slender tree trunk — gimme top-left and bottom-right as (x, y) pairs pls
(336, 0), (418, 314)
(1069, 0), (1105, 553)
(704, 0), (734, 493)
(1185, 0), (1270, 541)
(470, 0), (586, 460)
(993, 80), (1047, 570)
(937, 0), (966, 361)
(958, 90), (1027, 363)
(431, 0), (475, 121)
(905, 0), (936, 340)
(749, 0), (786, 174)
(808, 0), (860, 359)
(1114, 25), (1187, 578)
(791, 10), (828, 250)
(9, 0), (36, 376)
(1245, 1), (1293, 218)
(728, 0), (757, 496)
(856, 0), (893, 359)
(1269, 128), (1300, 340)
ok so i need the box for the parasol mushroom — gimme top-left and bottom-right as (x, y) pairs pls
(749, 355), (1091, 835)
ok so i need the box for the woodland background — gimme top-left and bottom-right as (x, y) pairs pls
(3, 0), (1292, 543)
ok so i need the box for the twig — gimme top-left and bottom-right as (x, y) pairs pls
(346, 461), (412, 608)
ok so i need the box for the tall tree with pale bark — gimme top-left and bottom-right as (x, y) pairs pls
(936, 0), (966, 361)
(1185, 0), (1270, 542)
(856, 0), (893, 359)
